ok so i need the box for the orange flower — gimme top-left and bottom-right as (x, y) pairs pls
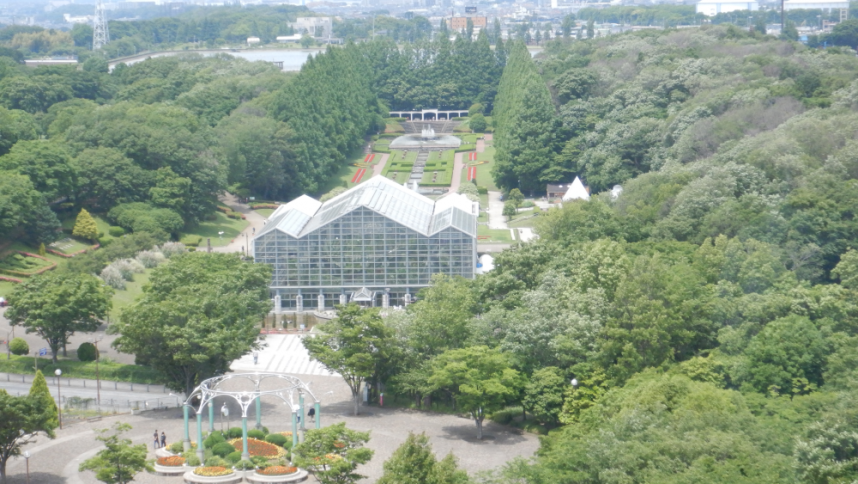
(227, 438), (287, 458)
(258, 466), (298, 475)
(156, 456), (185, 467)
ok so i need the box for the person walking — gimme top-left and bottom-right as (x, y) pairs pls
(253, 351), (259, 365)
(153, 430), (159, 449)
(160, 431), (166, 449)
(307, 406), (316, 422)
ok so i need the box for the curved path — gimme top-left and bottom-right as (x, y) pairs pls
(4, 374), (539, 483)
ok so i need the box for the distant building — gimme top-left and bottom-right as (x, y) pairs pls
(563, 177), (590, 202)
(253, 176), (478, 311)
(63, 13), (92, 24)
(450, 16), (487, 31)
(696, 0), (759, 16)
(548, 177), (590, 201)
(276, 34), (302, 43)
(247, 37), (261, 45)
(291, 17), (333, 38)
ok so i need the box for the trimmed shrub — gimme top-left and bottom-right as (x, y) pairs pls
(250, 455), (269, 466)
(227, 427), (243, 439)
(109, 258), (144, 282)
(136, 250), (165, 268)
(100, 265), (125, 290)
(108, 226), (126, 237)
(179, 235), (202, 247)
(9, 338), (28, 356)
(477, 186), (488, 195)
(204, 432), (225, 449)
(225, 451), (242, 464)
(158, 242), (186, 258)
(264, 433), (288, 447)
(185, 454), (201, 466)
(211, 442), (235, 458)
(77, 342), (98, 362)
(204, 456), (227, 467)
(247, 429), (265, 440)
(170, 442), (184, 454)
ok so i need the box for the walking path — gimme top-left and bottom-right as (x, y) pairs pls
(476, 138), (486, 153)
(487, 191), (508, 229)
(3, 371), (539, 484)
(449, 151), (465, 193)
(371, 153), (390, 178)
(232, 334), (337, 377)
(211, 193), (266, 255)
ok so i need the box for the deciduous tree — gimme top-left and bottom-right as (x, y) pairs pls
(6, 272), (112, 363)
(79, 423), (152, 484)
(293, 422), (373, 484)
(428, 346), (524, 439)
(0, 390), (56, 484)
(303, 304), (394, 415)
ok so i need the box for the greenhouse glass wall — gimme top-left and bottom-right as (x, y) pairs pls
(253, 177), (478, 310)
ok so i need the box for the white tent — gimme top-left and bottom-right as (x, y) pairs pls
(562, 176), (590, 202)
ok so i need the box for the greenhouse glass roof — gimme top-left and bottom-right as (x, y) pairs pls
(257, 177), (477, 238)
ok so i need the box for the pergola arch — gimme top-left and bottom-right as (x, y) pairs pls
(180, 372), (322, 462)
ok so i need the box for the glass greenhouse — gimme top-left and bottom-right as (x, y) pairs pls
(253, 176), (478, 310)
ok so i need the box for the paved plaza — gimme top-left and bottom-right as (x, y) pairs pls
(3, 371), (539, 483)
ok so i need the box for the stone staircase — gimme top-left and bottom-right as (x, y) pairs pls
(409, 150), (429, 185)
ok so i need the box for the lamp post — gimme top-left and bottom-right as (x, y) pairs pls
(221, 403), (229, 434)
(54, 369), (62, 430)
(91, 336), (103, 406)
(23, 451), (30, 484)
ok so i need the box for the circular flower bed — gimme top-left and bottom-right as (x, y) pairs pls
(258, 466), (298, 476)
(194, 466), (233, 477)
(157, 456), (186, 467)
(227, 438), (287, 459)
(333, 441), (346, 449)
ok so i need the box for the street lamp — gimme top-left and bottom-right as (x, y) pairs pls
(571, 378), (579, 387)
(55, 369), (62, 430)
(221, 403), (229, 434)
(91, 336), (103, 406)
(23, 451), (30, 484)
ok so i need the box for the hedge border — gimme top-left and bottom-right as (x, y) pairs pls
(47, 243), (100, 259)
(0, 251), (58, 277)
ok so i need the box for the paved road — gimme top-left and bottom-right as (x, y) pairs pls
(0, 378), (174, 402)
(212, 193), (266, 255)
(231, 334), (337, 377)
(449, 151), (465, 193)
(487, 191), (508, 229)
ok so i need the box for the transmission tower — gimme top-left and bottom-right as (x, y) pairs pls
(92, 0), (109, 50)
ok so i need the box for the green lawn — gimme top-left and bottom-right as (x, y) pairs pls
(110, 268), (152, 319)
(0, 355), (162, 384)
(0, 252), (53, 274)
(181, 212), (249, 248)
(48, 237), (90, 255)
(508, 214), (539, 228)
(6, 242), (68, 265)
(477, 224), (513, 243)
(475, 146), (498, 191)
(255, 208), (275, 218)
(0, 280), (17, 298)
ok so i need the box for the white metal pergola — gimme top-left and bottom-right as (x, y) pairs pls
(181, 373), (321, 461)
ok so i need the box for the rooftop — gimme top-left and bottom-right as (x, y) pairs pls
(259, 177), (477, 239)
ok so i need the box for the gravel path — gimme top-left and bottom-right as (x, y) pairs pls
(449, 151), (466, 193)
(371, 153), (390, 179)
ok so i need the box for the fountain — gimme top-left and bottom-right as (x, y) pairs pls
(421, 125), (436, 140)
(390, 124), (460, 149)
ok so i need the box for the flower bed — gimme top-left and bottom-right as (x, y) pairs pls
(47, 243), (99, 258)
(0, 252), (57, 277)
(228, 438), (287, 459)
(157, 456), (186, 466)
(258, 466), (298, 476)
(0, 275), (22, 283)
(194, 466), (233, 477)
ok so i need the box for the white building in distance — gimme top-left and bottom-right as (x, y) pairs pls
(291, 17), (333, 38)
(696, 0), (759, 16)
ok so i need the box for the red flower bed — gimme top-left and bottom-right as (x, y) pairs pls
(258, 466), (298, 476)
(229, 438), (286, 458)
(157, 456), (186, 466)
(0, 275), (22, 283)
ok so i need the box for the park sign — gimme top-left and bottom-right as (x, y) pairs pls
(465, 6), (477, 13)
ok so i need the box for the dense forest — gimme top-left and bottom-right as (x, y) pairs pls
(397, 26), (858, 483)
(0, 28), (502, 246)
